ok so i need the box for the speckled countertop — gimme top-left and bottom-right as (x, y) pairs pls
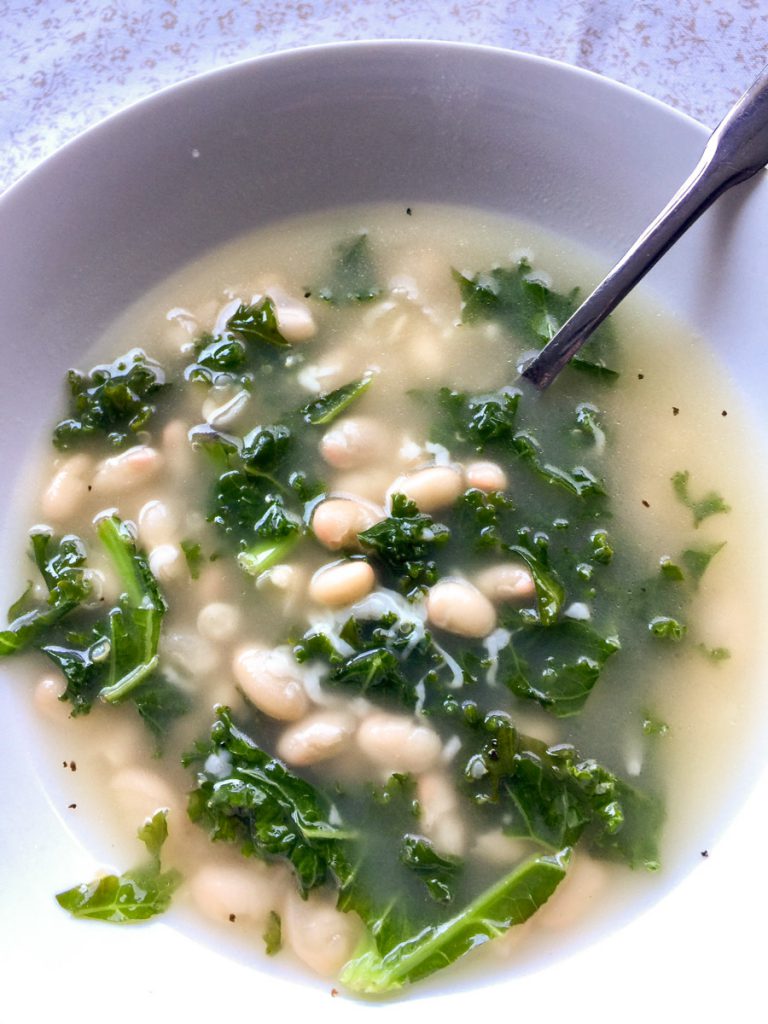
(1, 0), (767, 194)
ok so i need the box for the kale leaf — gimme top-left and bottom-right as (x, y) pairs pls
(53, 348), (168, 449)
(453, 260), (618, 378)
(435, 388), (606, 499)
(0, 532), (92, 656)
(357, 494), (451, 597)
(56, 810), (181, 922)
(318, 233), (381, 304)
(340, 849), (569, 994)
(299, 374), (373, 425)
(185, 707), (354, 896)
(463, 712), (662, 869)
(263, 911), (282, 955)
(180, 539), (204, 579)
(226, 297), (289, 348)
(400, 834), (462, 904)
(185, 333), (249, 386)
(1, 516), (189, 740)
(197, 423), (319, 576)
(497, 621), (620, 717)
(294, 608), (462, 712)
(671, 470), (730, 528)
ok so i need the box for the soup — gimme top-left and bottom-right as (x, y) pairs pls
(3, 204), (766, 995)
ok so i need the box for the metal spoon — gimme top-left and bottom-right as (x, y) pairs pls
(521, 65), (768, 390)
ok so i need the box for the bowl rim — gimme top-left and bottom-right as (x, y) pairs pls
(0, 38), (713, 207)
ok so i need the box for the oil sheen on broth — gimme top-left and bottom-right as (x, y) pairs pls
(8, 203), (768, 995)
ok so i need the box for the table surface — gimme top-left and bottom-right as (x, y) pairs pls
(1, 0), (767, 194)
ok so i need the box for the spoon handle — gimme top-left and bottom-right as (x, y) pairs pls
(521, 65), (768, 390)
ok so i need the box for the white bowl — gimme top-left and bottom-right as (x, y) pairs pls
(1, 42), (767, 1021)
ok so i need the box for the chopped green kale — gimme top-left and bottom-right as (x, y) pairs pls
(263, 911), (282, 955)
(180, 540), (204, 580)
(53, 348), (168, 449)
(434, 388), (606, 499)
(400, 834), (461, 904)
(299, 374), (373, 425)
(697, 643), (731, 663)
(185, 333), (249, 387)
(496, 620), (620, 716)
(357, 493), (451, 597)
(196, 423), (320, 576)
(56, 810), (181, 922)
(681, 542), (726, 583)
(318, 233), (381, 304)
(462, 711), (662, 868)
(227, 297), (289, 347)
(671, 470), (730, 528)
(452, 260), (618, 378)
(1, 516), (188, 740)
(341, 850), (569, 994)
(642, 715), (670, 737)
(185, 707), (353, 896)
(294, 609), (462, 712)
(648, 616), (686, 641)
(0, 532), (92, 656)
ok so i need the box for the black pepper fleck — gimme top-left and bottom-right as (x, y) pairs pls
(672, 407), (679, 416)
(721, 410), (728, 417)
(69, 761), (77, 772)
(642, 499), (650, 508)
(701, 849), (709, 858)
(68, 803), (77, 810)
(87, 485), (93, 492)
(406, 207), (412, 216)
(637, 373), (645, 380)
(229, 913), (236, 923)
(304, 291), (311, 299)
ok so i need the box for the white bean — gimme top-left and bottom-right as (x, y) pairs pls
(298, 348), (350, 392)
(164, 632), (221, 679)
(320, 417), (387, 471)
(92, 445), (163, 496)
(97, 715), (151, 769)
(190, 861), (286, 928)
(475, 563), (536, 604)
(138, 499), (179, 548)
(534, 854), (608, 931)
(426, 578), (497, 638)
(418, 771), (466, 857)
(197, 602), (241, 643)
(41, 454), (93, 521)
(311, 497), (382, 551)
(331, 469), (392, 505)
(472, 830), (531, 866)
(277, 710), (357, 766)
(282, 890), (362, 976)
(161, 419), (194, 479)
(309, 559), (375, 607)
(33, 676), (66, 720)
(232, 645), (310, 721)
(110, 766), (182, 824)
(388, 465), (464, 512)
(148, 543), (183, 583)
(466, 460), (508, 493)
(406, 329), (444, 377)
(262, 284), (317, 343)
(356, 711), (442, 774)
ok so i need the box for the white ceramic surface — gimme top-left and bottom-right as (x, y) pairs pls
(1, 42), (767, 1022)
